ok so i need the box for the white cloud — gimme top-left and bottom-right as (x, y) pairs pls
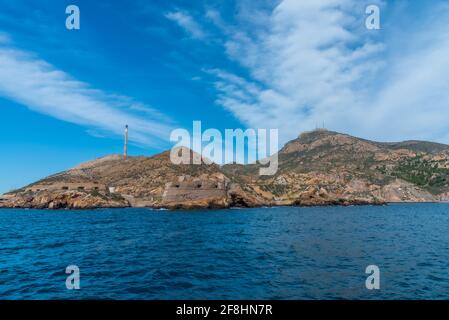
(209, 0), (449, 144)
(165, 10), (207, 40)
(0, 41), (174, 148)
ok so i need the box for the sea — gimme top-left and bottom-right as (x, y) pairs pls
(1, 204), (449, 299)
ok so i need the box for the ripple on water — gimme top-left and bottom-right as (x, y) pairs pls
(1, 204), (449, 299)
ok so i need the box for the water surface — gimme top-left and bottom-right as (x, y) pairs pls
(1, 204), (449, 299)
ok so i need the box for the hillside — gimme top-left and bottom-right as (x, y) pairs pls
(223, 129), (449, 206)
(2, 129), (449, 209)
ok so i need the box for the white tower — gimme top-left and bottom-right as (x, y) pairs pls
(124, 125), (128, 160)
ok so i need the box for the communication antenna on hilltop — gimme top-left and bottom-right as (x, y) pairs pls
(124, 125), (128, 160)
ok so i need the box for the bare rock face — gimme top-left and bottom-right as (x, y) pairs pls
(3, 129), (449, 210)
(0, 191), (128, 209)
(227, 183), (266, 208)
(375, 180), (436, 203)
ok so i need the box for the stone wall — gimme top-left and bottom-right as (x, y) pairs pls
(161, 175), (229, 207)
(25, 182), (107, 192)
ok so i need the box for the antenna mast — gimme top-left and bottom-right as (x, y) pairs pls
(124, 125), (128, 160)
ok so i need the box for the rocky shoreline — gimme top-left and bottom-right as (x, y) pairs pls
(0, 192), (386, 210)
(0, 175), (387, 210)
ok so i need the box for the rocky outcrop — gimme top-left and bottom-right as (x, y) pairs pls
(227, 183), (267, 208)
(0, 190), (128, 209)
(2, 129), (449, 210)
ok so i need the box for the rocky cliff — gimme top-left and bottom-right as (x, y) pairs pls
(2, 130), (449, 209)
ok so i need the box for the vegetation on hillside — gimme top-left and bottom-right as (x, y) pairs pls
(391, 156), (449, 194)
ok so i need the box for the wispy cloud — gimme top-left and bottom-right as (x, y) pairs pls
(165, 10), (207, 40)
(207, 0), (449, 144)
(207, 0), (383, 143)
(0, 38), (175, 147)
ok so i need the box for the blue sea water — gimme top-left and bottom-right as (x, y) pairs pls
(1, 204), (449, 300)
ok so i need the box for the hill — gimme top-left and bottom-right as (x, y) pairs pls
(2, 130), (449, 209)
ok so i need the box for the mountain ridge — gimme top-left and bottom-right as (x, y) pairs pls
(2, 129), (449, 209)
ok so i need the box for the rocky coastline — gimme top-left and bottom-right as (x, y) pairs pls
(2, 129), (449, 210)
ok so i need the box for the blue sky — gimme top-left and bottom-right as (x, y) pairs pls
(1, 0), (449, 193)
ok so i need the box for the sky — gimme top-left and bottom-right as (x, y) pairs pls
(1, 0), (449, 193)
